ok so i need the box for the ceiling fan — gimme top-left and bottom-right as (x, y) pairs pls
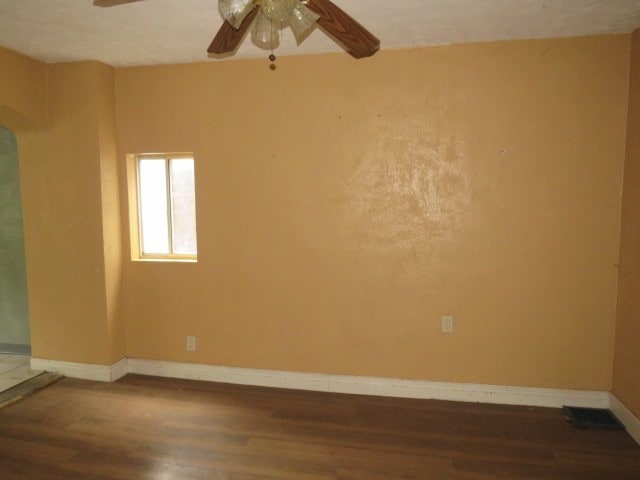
(93, 0), (380, 59)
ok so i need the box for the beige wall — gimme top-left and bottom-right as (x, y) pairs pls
(0, 46), (48, 130)
(97, 64), (126, 363)
(116, 35), (629, 390)
(1, 35), (634, 392)
(614, 29), (640, 417)
(23, 62), (112, 364)
(0, 51), (125, 365)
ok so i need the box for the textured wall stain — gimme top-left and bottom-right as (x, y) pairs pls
(346, 115), (472, 265)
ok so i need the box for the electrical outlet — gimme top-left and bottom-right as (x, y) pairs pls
(441, 316), (454, 333)
(186, 336), (196, 352)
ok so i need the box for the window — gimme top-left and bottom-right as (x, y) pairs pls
(134, 155), (197, 261)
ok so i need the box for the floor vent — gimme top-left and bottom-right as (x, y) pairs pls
(563, 406), (625, 429)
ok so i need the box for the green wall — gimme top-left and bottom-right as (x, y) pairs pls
(0, 125), (30, 351)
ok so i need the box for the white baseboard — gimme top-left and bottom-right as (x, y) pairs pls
(609, 394), (640, 445)
(29, 356), (612, 409)
(30, 357), (128, 382)
(110, 358), (129, 381)
(126, 358), (610, 409)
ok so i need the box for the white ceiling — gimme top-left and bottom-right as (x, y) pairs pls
(0, 0), (639, 66)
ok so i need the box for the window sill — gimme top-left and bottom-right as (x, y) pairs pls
(134, 257), (197, 263)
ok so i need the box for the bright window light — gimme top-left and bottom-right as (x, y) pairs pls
(137, 155), (197, 259)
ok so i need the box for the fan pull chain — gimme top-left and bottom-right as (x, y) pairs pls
(268, 19), (277, 70)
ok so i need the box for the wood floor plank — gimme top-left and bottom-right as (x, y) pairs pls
(0, 374), (638, 479)
(0, 435), (78, 465)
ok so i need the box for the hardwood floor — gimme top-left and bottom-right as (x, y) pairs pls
(0, 374), (639, 479)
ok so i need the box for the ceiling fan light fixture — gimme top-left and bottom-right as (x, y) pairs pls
(218, 0), (254, 29)
(208, 0), (379, 59)
(288, 3), (320, 42)
(251, 10), (280, 50)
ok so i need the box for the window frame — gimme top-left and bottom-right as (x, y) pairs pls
(127, 153), (198, 262)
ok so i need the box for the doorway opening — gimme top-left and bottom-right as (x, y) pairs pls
(0, 125), (36, 392)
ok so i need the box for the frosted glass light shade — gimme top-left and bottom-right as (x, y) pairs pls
(251, 11), (280, 49)
(260, 0), (296, 24)
(289, 3), (320, 42)
(218, 0), (254, 29)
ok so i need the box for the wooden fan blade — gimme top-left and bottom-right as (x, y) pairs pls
(93, 0), (146, 6)
(306, 0), (380, 59)
(208, 6), (259, 55)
